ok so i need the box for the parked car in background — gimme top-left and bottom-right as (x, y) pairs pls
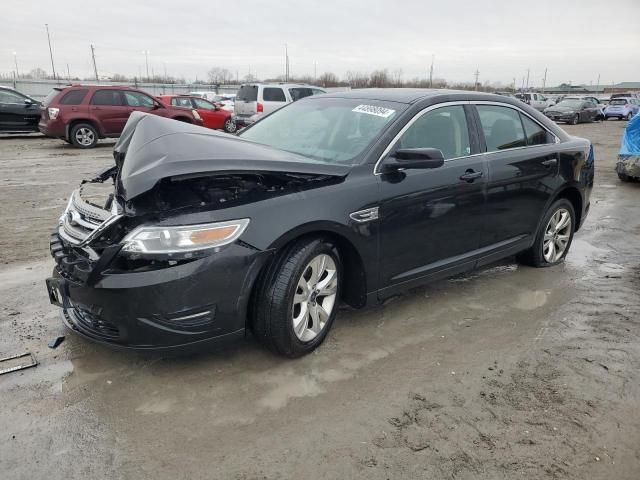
(234, 83), (326, 126)
(39, 85), (203, 148)
(544, 99), (601, 124)
(157, 95), (236, 132)
(0, 86), (41, 133)
(604, 98), (640, 121)
(611, 92), (640, 100)
(563, 96), (605, 120)
(46, 91), (593, 356)
(188, 91), (218, 102)
(211, 93), (236, 112)
(515, 92), (550, 111)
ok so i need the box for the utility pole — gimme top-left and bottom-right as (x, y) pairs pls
(163, 63), (167, 83)
(542, 68), (547, 93)
(90, 44), (99, 81)
(474, 68), (480, 91)
(12, 52), (19, 78)
(66, 63), (71, 81)
(45, 24), (57, 80)
(429, 54), (435, 88)
(525, 68), (530, 90)
(596, 73), (601, 90)
(512, 77), (516, 92)
(314, 61), (317, 83)
(142, 50), (150, 80)
(284, 44), (290, 82)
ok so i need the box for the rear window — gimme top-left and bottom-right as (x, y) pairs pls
(43, 88), (62, 106)
(237, 85), (258, 102)
(59, 89), (88, 105)
(288, 87), (314, 101)
(610, 99), (629, 105)
(263, 87), (286, 102)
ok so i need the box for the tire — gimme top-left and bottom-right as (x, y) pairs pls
(571, 114), (579, 125)
(223, 117), (237, 133)
(626, 112), (633, 121)
(70, 123), (98, 149)
(604, 116), (609, 121)
(517, 198), (575, 268)
(251, 237), (341, 357)
(618, 172), (631, 182)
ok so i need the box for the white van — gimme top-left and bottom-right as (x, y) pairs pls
(234, 83), (326, 126)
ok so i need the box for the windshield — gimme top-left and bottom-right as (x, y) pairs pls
(238, 98), (404, 165)
(237, 85), (258, 102)
(610, 99), (629, 105)
(556, 99), (583, 108)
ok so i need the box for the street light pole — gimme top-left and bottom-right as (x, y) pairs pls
(45, 24), (57, 80)
(142, 50), (150, 79)
(12, 52), (19, 78)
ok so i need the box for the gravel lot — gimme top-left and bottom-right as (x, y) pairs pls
(1, 121), (639, 479)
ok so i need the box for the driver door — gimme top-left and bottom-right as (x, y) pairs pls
(377, 104), (487, 296)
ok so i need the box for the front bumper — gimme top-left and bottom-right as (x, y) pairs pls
(45, 235), (272, 351)
(545, 112), (576, 122)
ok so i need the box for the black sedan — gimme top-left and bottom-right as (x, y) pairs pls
(543, 98), (601, 124)
(0, 86), (41, 133)
(45, 90), (594, 357)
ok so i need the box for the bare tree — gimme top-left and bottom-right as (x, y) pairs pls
(318, 72), (339, 87)
(369, 69), (390, 88)
(208, 67), (232, 85)
(346, 71), (369, 89)
(392, 69), (403, 87)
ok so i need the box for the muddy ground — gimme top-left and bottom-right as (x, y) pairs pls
(0, 121), (639, 479)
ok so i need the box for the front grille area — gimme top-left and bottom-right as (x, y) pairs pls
(60, 188), (111, 244)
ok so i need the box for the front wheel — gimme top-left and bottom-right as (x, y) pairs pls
(517, 199), (575, 267)
(251, 238), (341, 357)
(223, 117), (237, 133)
(571, 114), (579, 125)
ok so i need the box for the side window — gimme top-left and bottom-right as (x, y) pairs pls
(193, 98), (215, 110)
(397, 105), (471, 160)
(311, 88), (326, 95)
(60, 89), (88, 105)
(477, 105), (526, 151)
(0, 90), (26, 103)
(263, 88), (286, 102)
(520, 114), (553, 146)
(171, 97), (194, 108)
(91, 90), (123, 106)
(289, 87), (313, 101)
(123, 91), (155, 107)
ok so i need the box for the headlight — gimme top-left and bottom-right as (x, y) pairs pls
(121, 219), (249, 254)
(192, 109), (202, 121)
(48, 107), (60, 120)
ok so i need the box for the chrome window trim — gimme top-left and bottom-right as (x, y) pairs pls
(373, 101), (471, 175)
(471, 101), (561, 149)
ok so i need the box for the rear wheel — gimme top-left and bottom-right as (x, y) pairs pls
(618, 172), (632, 182)
(626, 112), (633, 121)
(571, 114), (579, 125)
(70, 123), (98, 148)
(223, 117), (237, 133)
(251, 238), (341, 357)
(517, 199), (575, 267)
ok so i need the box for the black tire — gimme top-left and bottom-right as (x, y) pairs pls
(251, 237), (342, 357)
(69, 123), (98, 149)
(517, 198), (576, 268)
(223, 117), (237, 133)
(571, 114), (579, 125)
(604, 116), (609, 121)
(618, 172), (631, 182)
(626, 112), (633, 121)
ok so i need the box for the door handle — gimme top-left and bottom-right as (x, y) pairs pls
(541, 158), (557, 168)
(459, 170), (483, 182)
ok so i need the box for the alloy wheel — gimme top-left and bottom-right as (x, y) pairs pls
(543, 208), (572, 263)
(225, 118), (237, 133)
(75, 127), (95, 146)
(292, 254), (338, 342)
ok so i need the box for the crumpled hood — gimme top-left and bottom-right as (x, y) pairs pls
(113, 112), (351, 201)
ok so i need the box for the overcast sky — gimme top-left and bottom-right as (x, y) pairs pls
(2, 0), (639, 86)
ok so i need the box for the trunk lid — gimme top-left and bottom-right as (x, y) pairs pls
(234, 85), (259, 117)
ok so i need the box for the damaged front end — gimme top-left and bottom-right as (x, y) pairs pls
(46, 112), (348, 351)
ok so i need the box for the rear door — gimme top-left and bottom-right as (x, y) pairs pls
(89, 89), (128, 135)
(378, 103), (487, 293)
(262, 87), (287, 114)
(473, 103), (559, 258)
(234, 85), (258, 117)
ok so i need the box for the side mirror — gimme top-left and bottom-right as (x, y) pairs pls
(24, 98), (34, 105)
(383, 148), (445, 172)
(152, 101), (161, 110)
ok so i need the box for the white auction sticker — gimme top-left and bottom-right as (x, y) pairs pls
(352, 104), (396, 118)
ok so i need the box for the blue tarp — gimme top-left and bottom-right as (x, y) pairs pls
(620, 112), (640, 156)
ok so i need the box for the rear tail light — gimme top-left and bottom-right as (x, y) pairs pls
(257, 102), (263, 113)
(48, 107), (60, 120)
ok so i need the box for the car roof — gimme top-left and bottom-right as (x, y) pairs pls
(318, 88), (507, 104)
(240, 83), (325, 89)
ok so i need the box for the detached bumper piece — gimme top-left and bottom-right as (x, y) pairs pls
(616, 155), (640, 179)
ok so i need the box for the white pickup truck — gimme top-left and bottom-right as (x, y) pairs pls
(516, 92), (552, 111)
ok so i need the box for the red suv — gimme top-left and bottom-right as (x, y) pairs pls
(39, 85), (203, 148)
